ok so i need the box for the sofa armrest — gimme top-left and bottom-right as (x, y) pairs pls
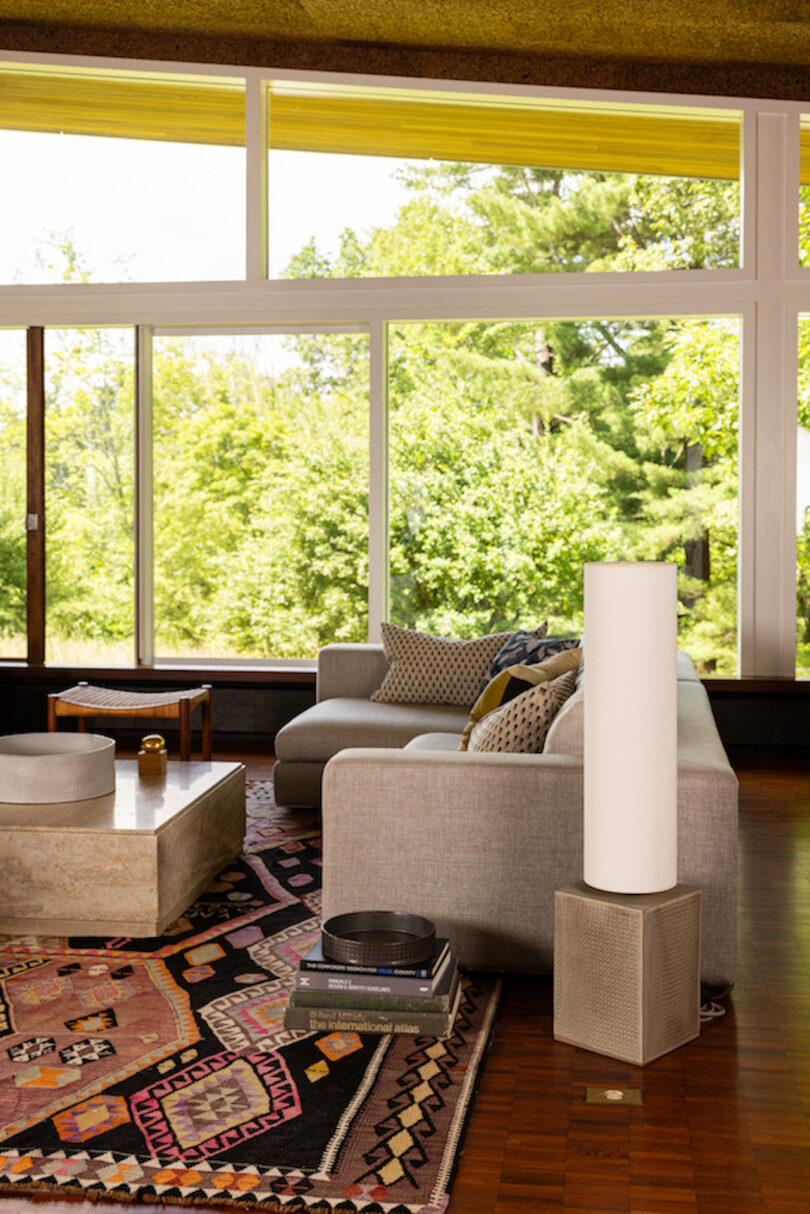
(317, 643), (388, 702)
(322, 748), (584, 972)
(321, 742), (738, 988)
(676, 755), (738, 990)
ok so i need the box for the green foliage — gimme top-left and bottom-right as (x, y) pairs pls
(618, 178), (740, 271)
(0, 387), (27, 638)
(6, 167), (749, 669)
(207, 370), (370, 658)
(43, 327), (135, 649)
(149, 335), (369, 659)
(0, 500), (26, 635)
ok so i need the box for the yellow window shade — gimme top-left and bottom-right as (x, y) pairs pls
(269, 87), (743, 182)
(9, 68), (809, 187)
(0, 67), (244, 145)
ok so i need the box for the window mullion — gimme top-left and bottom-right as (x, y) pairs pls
(747, 110), (800, 675)
(368, 319), (389, 641)
(25, 326), (45, 666)
(246, 74), (268, 282)
(135, 326), (154, 667)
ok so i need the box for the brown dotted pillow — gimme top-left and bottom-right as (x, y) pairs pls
(370, 623), (544, 708)
(467, 669), (578, 753)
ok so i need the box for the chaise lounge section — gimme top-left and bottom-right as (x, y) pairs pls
(272, 643), (470, 809)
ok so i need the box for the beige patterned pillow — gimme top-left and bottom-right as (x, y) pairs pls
(371, 623), (538, 707)
(467, 669), (578, 753)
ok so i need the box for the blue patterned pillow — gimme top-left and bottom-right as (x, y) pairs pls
(480, 634), (581, 691)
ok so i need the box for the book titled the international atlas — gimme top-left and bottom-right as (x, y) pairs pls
(283, 980), (462, 1039)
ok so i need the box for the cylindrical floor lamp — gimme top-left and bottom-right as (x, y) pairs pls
(583, 560), (678, 893)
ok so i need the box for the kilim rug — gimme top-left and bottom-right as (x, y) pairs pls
(0, 781), (501, 1214)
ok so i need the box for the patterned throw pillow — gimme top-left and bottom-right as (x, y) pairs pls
(467, 669), (578, 753)
(459, 648), (581, 751)
(370, 623), (543, 708)
(479, 632), (579, 691)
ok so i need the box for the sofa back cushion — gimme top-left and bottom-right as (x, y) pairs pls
(543, 650), (702, 756)
(542, 684), (584, 755)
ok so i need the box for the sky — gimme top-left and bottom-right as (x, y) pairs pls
(0, 130), (412, 284)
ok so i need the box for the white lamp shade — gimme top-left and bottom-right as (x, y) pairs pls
(583, 561), (678, 893)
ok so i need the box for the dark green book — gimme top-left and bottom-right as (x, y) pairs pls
(283, 981), (462, 1038)
(292, 962), (459, 1012)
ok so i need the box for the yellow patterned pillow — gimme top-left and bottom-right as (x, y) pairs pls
(467, 669), (578, 754)
(459, 648), (581, 751)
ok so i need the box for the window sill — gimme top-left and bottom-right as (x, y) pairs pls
(0, 662), (317, 689)
(703, 676), (810, 695)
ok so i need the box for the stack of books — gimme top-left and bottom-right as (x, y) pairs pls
(283, 936), (461, 1038)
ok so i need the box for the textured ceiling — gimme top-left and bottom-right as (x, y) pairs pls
(0, 0), (808, 64)
(0, 1), (809, 98)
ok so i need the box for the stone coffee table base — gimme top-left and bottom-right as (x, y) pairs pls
(0, 760), (246, 938)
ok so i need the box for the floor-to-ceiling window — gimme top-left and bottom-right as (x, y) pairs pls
(0, 55), (803, 674)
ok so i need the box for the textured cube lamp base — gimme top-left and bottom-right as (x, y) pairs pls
(553, 881), (701, 1066)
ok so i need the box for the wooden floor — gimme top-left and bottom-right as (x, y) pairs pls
(451, 755), (810, 1214)
(1, 752), (809, 1214)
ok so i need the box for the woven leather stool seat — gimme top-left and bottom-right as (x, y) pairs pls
(47, 682), (212, 761)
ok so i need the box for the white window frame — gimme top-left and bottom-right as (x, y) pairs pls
(0, 48), (806, 675)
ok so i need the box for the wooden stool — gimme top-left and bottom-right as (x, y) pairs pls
(47, 683), (212, 761)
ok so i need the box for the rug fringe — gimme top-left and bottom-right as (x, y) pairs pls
(0, 1178), (339, 1213)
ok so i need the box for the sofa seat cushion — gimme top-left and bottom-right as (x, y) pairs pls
(274, 697), (470, 763)
(404, 732), (464, 751)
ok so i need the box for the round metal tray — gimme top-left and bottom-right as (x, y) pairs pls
(321, 911), (436, 967)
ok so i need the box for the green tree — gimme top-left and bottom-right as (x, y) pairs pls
(44, 326), (135, 655)
(0, 395), (26, 641)
(630, 320), (739, 670)
(280, 162), (740, 662)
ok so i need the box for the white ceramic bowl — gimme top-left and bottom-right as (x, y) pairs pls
(0, 732), (116, 803)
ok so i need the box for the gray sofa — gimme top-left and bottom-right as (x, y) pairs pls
(275, 642), (738, 990)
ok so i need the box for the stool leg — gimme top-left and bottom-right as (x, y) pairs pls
(179, 699), (190, 761)
(201, 686), (212, 760)
(47, 694), (58, 732)
(75, 683), (90, 732)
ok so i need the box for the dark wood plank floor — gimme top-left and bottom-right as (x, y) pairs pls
(450, 756), (810, 1214)
(2, 753), (808, 1214)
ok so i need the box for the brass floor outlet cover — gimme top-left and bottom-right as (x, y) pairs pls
(585, 1087), (644, 1105)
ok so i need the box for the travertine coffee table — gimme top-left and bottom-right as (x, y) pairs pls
(0, 760), (245, 938)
